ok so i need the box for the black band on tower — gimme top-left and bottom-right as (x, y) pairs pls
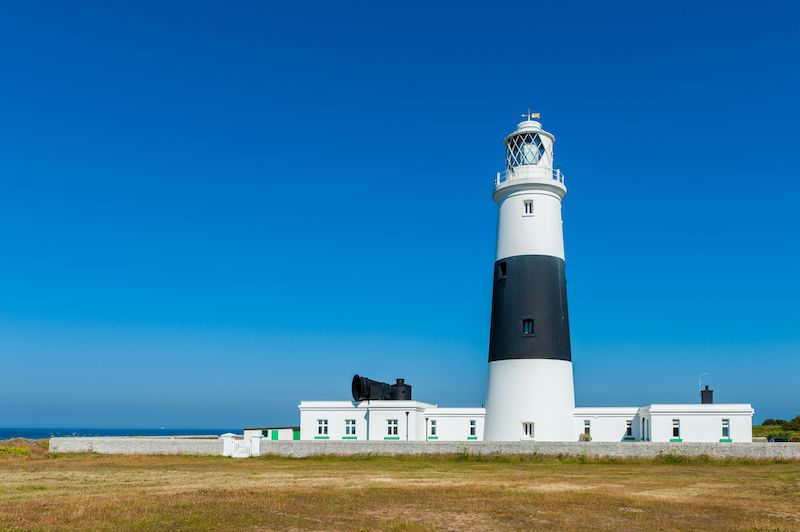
(488, 255), (571, 362)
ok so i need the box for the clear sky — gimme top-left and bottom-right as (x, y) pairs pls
(1, 1), (798, 428)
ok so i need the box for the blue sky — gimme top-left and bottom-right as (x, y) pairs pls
(1, 1), (798, 428)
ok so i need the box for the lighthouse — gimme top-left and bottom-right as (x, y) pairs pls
(483, 113), (575, 441)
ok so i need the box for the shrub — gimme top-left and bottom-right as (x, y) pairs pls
(767, 432), (791, 440)
(0, 446), (30, 458)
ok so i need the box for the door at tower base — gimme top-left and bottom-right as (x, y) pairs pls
(484, 358), (576, 441)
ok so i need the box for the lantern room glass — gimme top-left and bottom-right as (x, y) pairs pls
(506, 132), (545, 169)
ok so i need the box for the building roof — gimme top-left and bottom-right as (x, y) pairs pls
(299, 400), (437, 410)
(243, 426), (299, 431)
(646, 404), (754, 414)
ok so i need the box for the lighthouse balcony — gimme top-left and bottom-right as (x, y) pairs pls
(494, 167), (567, 196)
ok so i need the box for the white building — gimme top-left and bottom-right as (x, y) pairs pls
(287, 115), (754, 445)
(299, 401), (484, 442)
(575, 404), (754, 443)
(297, 400), (752, 443)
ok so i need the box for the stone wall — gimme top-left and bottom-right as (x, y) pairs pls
(49, 437), (222, 456)
(49, 437), (800, 460)
(258, 440), (800, 460)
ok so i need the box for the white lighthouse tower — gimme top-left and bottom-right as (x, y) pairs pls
(483, 113), (575, 442)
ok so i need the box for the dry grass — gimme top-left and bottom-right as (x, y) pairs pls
(1, 440), (799, 530)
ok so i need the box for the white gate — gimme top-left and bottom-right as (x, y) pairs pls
(221, 435), (261, 458)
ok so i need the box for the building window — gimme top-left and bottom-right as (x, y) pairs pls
(345, 419), (356, 436)
(722, 419), (730, 438)
(387, 419), (398, 436)
(469, 419), (477, 437)
(672, 419), (681, 438)
(317, 419), (328, 436)
(584, 420), (591, 436)
(523, 422), (534, 438)
(522, 319), (534, 336)
(626, 420), (633, 437)
(524, 200), (534, 215)
(496, 261), (507, 280)
(430, 420), (437, 436)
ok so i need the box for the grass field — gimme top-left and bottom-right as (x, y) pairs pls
(753, 424), (800, 441)
(1, 440), (800, 530)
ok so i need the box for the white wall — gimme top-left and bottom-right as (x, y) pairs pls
(244, 428), (297, 440)
(495, 189), (565, 260)
(366, 406), (419, 441)
(298, 402), (753, 443)
(485, 359), (575, 441)
(424, 409), (484, 441)
(299, 401), (434, 441)
(648, 405), (753, 443)
(299, 402), (368, 441)
(573, 405), (753, 443)
(299, 401), (484, 441)
(573, 408), (639, 442)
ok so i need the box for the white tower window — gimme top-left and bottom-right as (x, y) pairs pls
(522, 422), (534, 438)
(506, 132), (545, 168)
(523, 200), (534, 215)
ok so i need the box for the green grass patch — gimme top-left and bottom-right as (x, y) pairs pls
(753, 424), (800, 440)
(0, 447), (31, 458)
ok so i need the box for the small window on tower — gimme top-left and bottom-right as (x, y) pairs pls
(524, 200), (534, 215)
(522, 319), (534, 336)
(497, 262), (507, 280)
(523, 422), (534, 438)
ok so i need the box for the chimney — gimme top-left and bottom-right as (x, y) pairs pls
(700, 385), (713, 404)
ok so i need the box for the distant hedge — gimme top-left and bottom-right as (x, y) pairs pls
(760, 416), (800, 431)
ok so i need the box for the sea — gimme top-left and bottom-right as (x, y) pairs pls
(0, 428), (239, 440)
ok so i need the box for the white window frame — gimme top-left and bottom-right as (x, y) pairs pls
(345, 419), (356, 436)
(387, 419), (398, 436)
(672, 419), (681, 438)
(430, 419), (437, 436)
(625, 420), (633, 437)
(523, 199), (534, 216)
(584, 419), (591, 436)
(469, 419), (477, 437)
(722, 418), (730, 438)
(317, 419), (328, 436)
(522, 422), (534, 439)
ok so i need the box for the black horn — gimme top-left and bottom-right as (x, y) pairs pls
(351, 375), (412, 401)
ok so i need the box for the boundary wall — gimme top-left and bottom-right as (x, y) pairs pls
(49, 437), (800, 460)
(258, 441), (799, 459)
(49, 437), (222, 455)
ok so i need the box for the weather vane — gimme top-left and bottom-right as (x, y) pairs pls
(521, 108), (540, 120)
